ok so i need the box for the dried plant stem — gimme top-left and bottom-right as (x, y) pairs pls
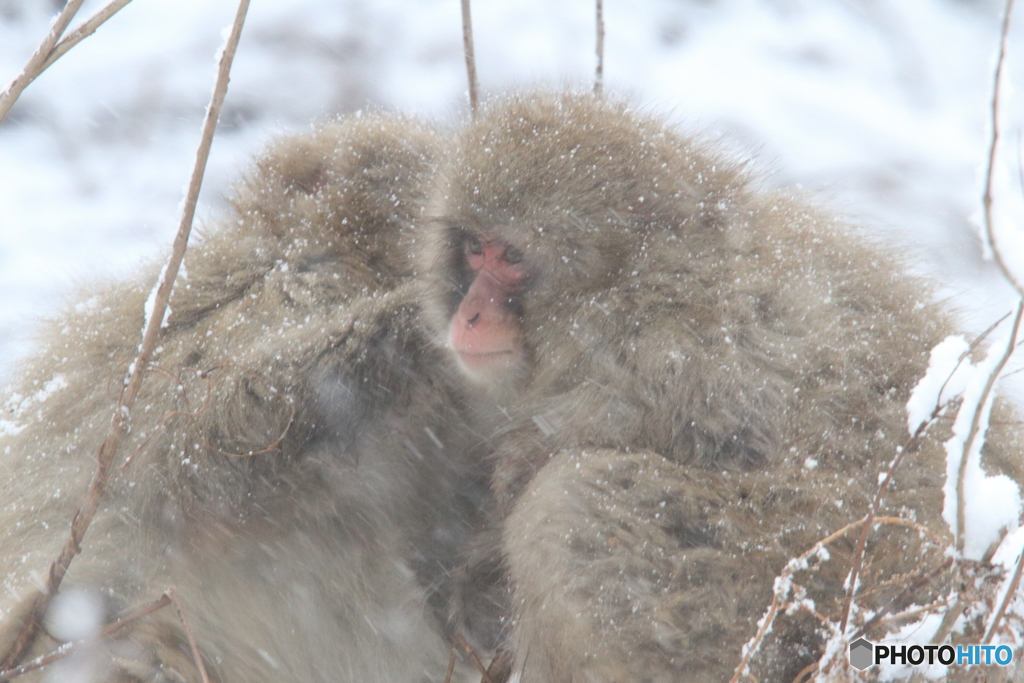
(452, 633), (496, 683)
(0, 593), (172, 680)
(982, 0), (1023, 296)
(594, 0), (605, 96)
(168, 589), (212, 683)
(835, 309), (1008, 635)
(444, 645), (458, 683)
(984, 546), (1024, 643)
(838, 400), (947, 634)
(732, 516), (932, 683)
(0, 0), (250, 671)
(0, 0), (85, 122)
(791, 661), (818, 683)
(956, 301), (1023, 553)
(0, 0), (137, 124)
(971, 0), (1024, 640)
(485, 650), (513, 683)
(731, 519), (864, 683)
(851, 557), (954, 640)
(40, 0), (136, 73)
(461, 0), (479, 115)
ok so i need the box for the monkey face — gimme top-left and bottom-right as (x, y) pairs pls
(421, 92), (719, 390)
(446, 231), (528, 380)
(426, 219), (532, 389)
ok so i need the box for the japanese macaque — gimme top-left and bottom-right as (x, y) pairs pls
(420, 92), (1024, 682)
(0, 113), (491, 682)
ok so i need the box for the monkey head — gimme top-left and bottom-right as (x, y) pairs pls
(420, 92), (744, 394)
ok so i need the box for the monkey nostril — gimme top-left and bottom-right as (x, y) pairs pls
(467, 312), (481, 326)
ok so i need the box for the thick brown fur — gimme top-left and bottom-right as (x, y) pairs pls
(420, 92), (1024, 682)
(0, 113), (490, 682)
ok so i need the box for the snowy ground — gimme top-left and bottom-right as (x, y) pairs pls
(1, 0), (1024, 388)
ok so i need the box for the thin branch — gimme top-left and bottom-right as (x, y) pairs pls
(0, 0), (250, 670)
(936, 310), (1012, 406)
(484, 650), (513, 683)
(851, 557), (954, 640)
(0, 593), (171, 680)
(974, 0), (1024, 642)
(40, 0), (136, 73)
(0, 0), (86, 122)
(956, 301), (1024, 553)
(733, 517), (939, 683)
(122, 362), (295, 468)
(594, 0), (605, 96)
(168, 589), (212, 683)
(791, 661), (818, 683)
(982, 0), (1023, 296)
(452, 633), (496, 683)
(460, 0), (479, 116)
(838, 395), (950, 633)
(0, 0), (137, 124)
(444, 645), (458, 683)
(730, 519), (865, 683)
(984, 542), (1024, 643)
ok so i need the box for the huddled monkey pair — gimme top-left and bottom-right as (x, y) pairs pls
(1, 92), (1021, 683)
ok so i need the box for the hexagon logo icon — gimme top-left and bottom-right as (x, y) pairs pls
(849, 638), (873, 671)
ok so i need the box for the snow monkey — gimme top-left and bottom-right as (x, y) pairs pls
(420, 92), (1024, 683)
(0, 113), (494, 682)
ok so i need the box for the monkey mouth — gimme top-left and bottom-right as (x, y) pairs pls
(453, 348), (516, 375)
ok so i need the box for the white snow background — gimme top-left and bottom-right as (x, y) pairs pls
(2, 0), (1024, 387)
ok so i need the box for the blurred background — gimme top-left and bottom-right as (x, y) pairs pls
(1, 0), (1022, 387)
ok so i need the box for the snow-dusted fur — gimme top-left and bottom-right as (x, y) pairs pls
(0, 113), (490, 682)
(2, 92), (1024, 683)
(420, 92), (1024, 683)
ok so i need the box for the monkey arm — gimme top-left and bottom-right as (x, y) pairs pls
(503, 448), (775, 683)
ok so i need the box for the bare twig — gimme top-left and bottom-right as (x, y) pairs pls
(168, 589), (212, 683)
(869, 598), (953, 632)
(0, 0), (250, 670)
(122, 362), (295, 468)
(731, 520), (864, 683)
(460, 0), (479, 115)
(0, 0), (138, 124)
(835, 310), (1012, 633)
(0, 0), (86, 122)
(851, 557), (954, 640)
(594, 0), (605, 96)
(444, 645), (458, 683)
(966, 0), (1024, 636)
(0, 593), (172, 680)
(453, 633), (496, 683)
(956, 302), (1024, 553)
(733, 517), (937, 683)
(984, 543), (1024, 642)
(838, 397), (950, 634)
(39, 0), (136, 73)
(982, 0), (1023, 296)
(791, 661), (818, 683)
(485, 650), (513, 683)
(936, 310), (1012, 405)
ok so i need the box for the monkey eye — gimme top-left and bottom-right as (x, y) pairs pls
(503, 246), (524, 264)
(465, 235), (483, 256)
